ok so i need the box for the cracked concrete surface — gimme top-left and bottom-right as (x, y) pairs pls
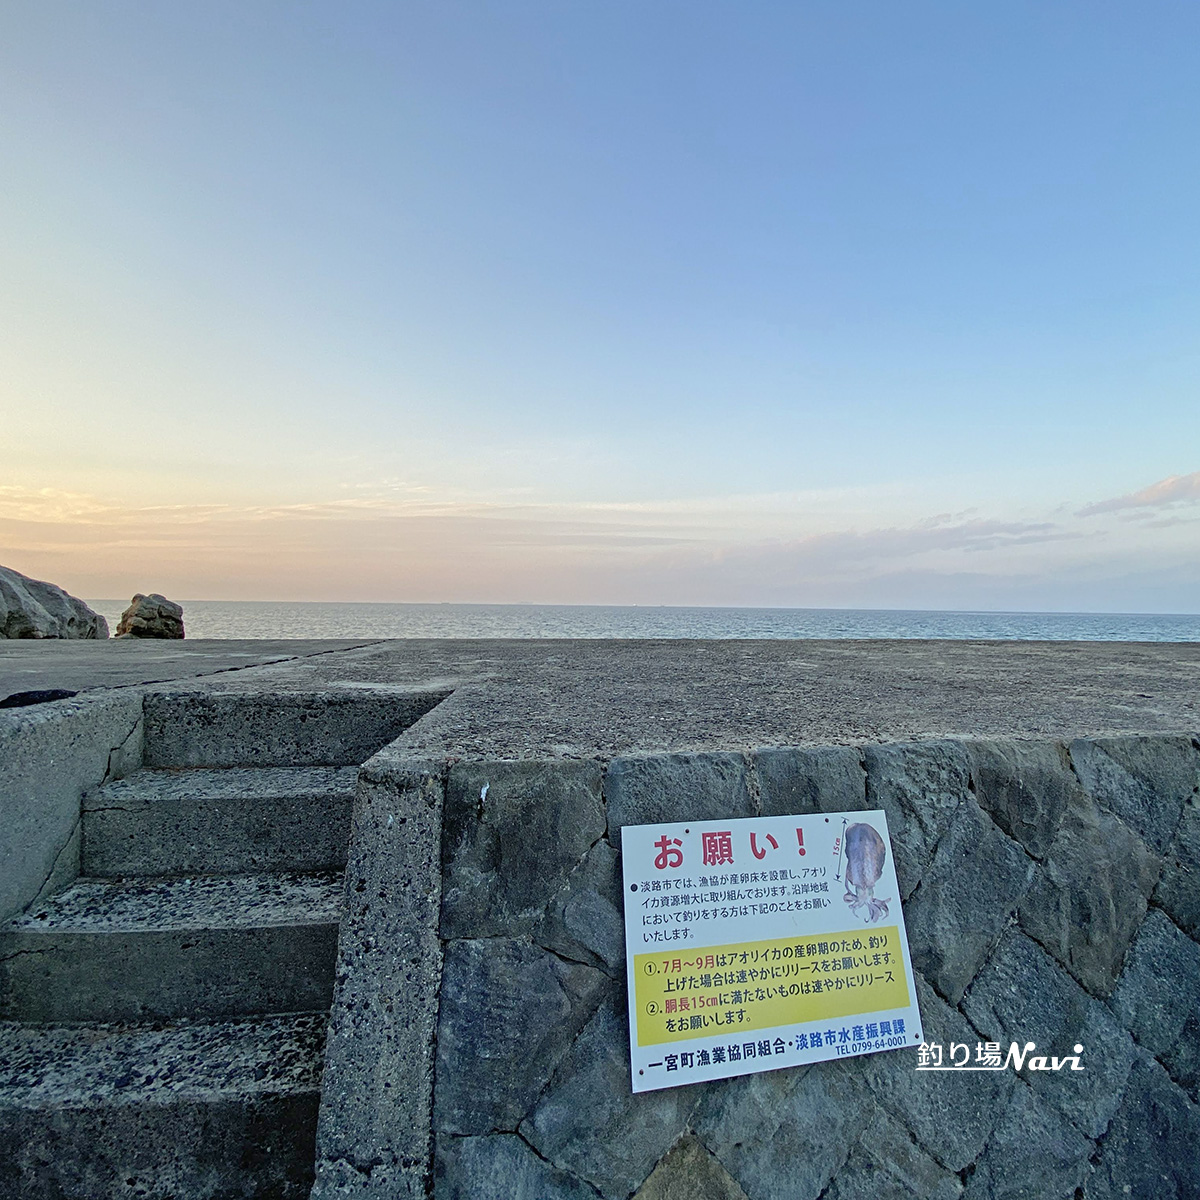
(3, 637), (1200, 758)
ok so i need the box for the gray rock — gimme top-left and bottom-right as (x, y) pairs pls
(537, 837), (626, 975)
(1018, 794), (1160, 997)
(1156, 793), (1200, 939)
(1069, 736), (1197, 854)
(115, 592), (184, 638)
(961, 1084), (1092, 1200)
(691, 1057), (809, 1168)
(434, 938), (608, 1135)
(632, 1135), (749, 1200)
(1108, 907), (1200, 1101)
(520, 995), (699, 1200)
(441, 761), (605, 939)
(960, 928), (1135, 1138)
(1085, 1053), (1200, 1200)
(695, 1058), (872, 1200)
(863, 741), (972, 898)
(824, 1108), (963, 1200)
(858, 973), (1012, 1171)
(604, 752), (754, 840)
(755, 745), (867, 817)
(434, 1133), (601, 1200)
(967, 739), (1081, 859)
(311, 1158), (421, 1198)
(905, 799), (1035, 1003)
(0, 565), (108, 639)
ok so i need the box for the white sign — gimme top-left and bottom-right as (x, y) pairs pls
(621, 809), (924, 1092)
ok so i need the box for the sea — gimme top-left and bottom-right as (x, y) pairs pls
(84, 601), (1200, 643)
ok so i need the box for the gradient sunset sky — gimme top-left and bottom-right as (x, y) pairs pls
(3, 2), (1198, 610)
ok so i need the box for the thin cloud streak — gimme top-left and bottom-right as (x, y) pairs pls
(1, 482), (1195, 612)
(1077, 471), (1200, 516)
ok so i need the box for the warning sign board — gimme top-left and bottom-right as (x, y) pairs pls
(621, 810), (924, 1092)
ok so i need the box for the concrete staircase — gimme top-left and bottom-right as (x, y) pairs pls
(0, 687), (440, 1199)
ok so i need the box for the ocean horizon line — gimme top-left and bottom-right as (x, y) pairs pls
(82, 599), (1200, 643)
(85, 599), (1200, 618)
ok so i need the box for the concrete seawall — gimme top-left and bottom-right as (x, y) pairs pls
(0, 691), (143, 923)
(2, 638), (1198, 1199)
(317, 733), (1200, 1200)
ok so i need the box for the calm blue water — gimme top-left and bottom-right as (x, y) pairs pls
(86, 601), (1200, 642)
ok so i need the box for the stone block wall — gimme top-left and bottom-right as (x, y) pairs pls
(318, 735), (1200, 1199)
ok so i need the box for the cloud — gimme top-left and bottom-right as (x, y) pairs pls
(1, 483), (1190, 612)
(1077, 471), (1200, 516)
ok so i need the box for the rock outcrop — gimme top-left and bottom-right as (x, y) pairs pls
(115, 593), (185, 639)
(0, 566), (109, 639)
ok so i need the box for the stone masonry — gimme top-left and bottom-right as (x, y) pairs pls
(408, 736), (1200, 1200)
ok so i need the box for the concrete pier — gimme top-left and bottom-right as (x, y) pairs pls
(2, 638), (1198, 1199)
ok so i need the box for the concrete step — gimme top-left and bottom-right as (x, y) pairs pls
(142, 687), (449, 768)
(82, 766), (359, 877)
(0, 1013), (325, 1199)
(0, 873), (343, 1023)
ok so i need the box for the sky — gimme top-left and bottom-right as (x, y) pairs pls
(2, 1), (1198, 611)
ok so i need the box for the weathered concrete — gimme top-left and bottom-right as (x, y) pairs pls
(0, 872), (342, 1022)
(82, 766), (358, 876)
(143, 687), (450, 767)
(5, 637), (1200, 755)
(0, 690), (142, 922)
(0, 1014), (325, 1200)
(311, 756), (445, 1199)
(1, 674), (457, 1200)
(0, 638), (379, 697)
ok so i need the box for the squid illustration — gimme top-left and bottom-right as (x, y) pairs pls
(843, 822), (892, 923)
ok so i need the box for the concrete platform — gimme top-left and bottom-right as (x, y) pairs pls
(7, 636), (1194, 754)
(0, 638), (379, 698)
(3, 637), (1200, 1197)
